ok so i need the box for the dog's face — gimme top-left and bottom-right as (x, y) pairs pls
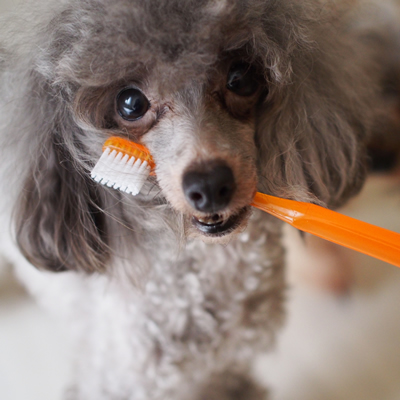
(70, 1), (273, 241)
(111, 61), (265, 240)
(12, 0), (371, 272)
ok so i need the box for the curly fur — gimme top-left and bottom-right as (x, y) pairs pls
(0, 0), (374, 398)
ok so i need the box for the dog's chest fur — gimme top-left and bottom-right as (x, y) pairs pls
(56, 210), (285, 399)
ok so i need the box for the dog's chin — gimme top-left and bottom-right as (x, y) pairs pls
(190, 206), (251, 239)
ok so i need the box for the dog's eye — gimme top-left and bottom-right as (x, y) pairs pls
(226, 63), (259, 97)
(116, 88), (150, 121)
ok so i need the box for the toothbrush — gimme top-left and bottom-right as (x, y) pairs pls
(91, 136), (155, 195)
(252, 192), (400, 268)
(91, 136), (400, 268)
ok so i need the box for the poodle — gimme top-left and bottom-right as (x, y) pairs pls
(0, 0), (373, 398)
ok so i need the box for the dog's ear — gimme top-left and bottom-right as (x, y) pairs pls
(256, 91), (369, 209)
(14, 74), (110, 273)
(255, 28), (371, 209)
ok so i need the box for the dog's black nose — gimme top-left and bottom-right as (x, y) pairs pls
(182, 162), (236, 213)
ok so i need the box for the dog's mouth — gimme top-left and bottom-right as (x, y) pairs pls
(191, 206), (250, 236)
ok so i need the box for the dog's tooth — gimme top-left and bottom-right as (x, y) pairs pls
(196, 215), (225, 225)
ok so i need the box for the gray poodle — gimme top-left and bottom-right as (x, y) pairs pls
(0, 0), (373, 399)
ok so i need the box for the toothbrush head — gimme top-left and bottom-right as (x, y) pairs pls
(91, 136), (155, 196)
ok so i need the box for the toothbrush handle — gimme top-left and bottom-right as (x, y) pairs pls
(252, 192), (400, 268)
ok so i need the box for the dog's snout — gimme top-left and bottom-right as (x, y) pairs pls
(182, 162), (236, 213)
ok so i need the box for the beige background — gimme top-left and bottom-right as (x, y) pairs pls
(1, 1), (400, 399)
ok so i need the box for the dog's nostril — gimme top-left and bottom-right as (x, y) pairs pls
(219, 186), (230, 198)
(189, 192), (203, 202)
(182, 163), (236, 213)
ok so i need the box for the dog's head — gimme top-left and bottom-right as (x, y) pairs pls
(112, 60), (264, 240)
(9, 0), (371, 272)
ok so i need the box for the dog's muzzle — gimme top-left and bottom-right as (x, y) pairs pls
(182, 161), (248, 236)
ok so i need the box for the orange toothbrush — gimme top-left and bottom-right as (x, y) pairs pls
(91, 137), (400, 268)
(91, 137), (155, 195)
(252, 192), (400, 268)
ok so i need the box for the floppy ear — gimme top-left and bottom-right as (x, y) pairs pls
(255, 16), (371, 209)
(14, 73), (110, 273)
(256, 85), (369, 209)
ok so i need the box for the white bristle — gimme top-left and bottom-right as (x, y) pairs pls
(113, 154), (132, 190)
(91, 148), (151, 196)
